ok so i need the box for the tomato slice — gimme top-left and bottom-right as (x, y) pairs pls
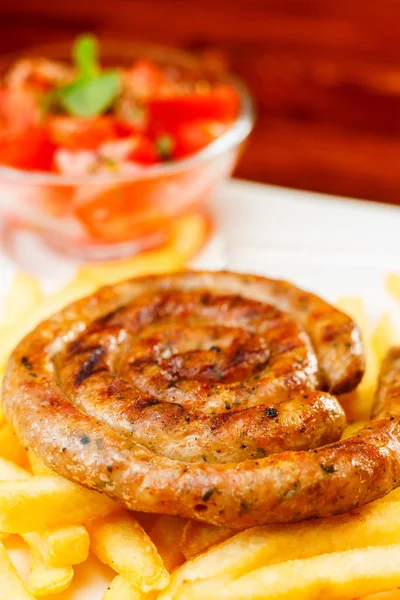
(47, 116), (118, 151)
(148, 85), (240, 126)
(172, 120), (228, 159)
(124, 60), (169, 99)
(0, 86), (53, 170)
(0, 86), (40, 133)
(75, 183), (166, 243)
(0, 122), (55, 171)
(100, 135), (159, 165)
(128, 137), (159, 165)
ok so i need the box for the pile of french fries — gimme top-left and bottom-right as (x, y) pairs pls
(1, 263), (400, 599)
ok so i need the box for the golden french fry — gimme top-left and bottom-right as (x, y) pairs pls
(363, 592), (400, 600)
(88, 510), (170, 592)
(23, 533), (74, 597)
(1, 272), (43, 330)
(341, 421), (368, 438)
(0, 456), (30, 480)
(170, 212), (209, 260)
(0, 423), (28, 467)
(176, 544), (400, 600)
(133, 512), (158, 534)
(159, 498), (400, 600)
(27, 450), (55, 476)
(0, 367), (5, 427)
(149, 515), (186, 572)
(79, 248), (183, 288)
(0, 475), (117, 532)
(0, 457), (29, 541)
(0, 325), (27, 371)
(180, 522), (236, 560)
(103, 575), (158, 600)
(0, 272), (43, 370)
(35, 273), (98, 322)
(24, 526), (89, 568)
(336, 296), (378, 420)
(0, 274), (97, 372)
(78, 211), (208, 287)
(386, 273), (400, 302)
(372, 313), (400, 363)
(0, 539), (34, 599)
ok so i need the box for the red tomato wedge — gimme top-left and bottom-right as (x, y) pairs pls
(0, 88), (55, 170)
(148, 85), (239, 126)
(0, 128), (55, 171)
(47, 116), (118, 151)
(124, 59), (169, 99)
(75, 182), (167, 243)
(0, 87), (40, 133)
(128, 137), (159, 165)
(172, 120), (228, 159)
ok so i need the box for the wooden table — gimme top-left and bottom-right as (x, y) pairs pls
(1, 0), (400, 204)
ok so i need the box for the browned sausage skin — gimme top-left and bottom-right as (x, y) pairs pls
(1, 270), (376, 528)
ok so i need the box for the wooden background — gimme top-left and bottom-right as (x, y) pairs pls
(1, 0), (400, 204)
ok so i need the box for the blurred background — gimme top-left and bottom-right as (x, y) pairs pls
(0, 0), (399, 205)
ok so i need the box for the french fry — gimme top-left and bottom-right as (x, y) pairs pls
(372, 313), (400, 363)
(0, 540), (34, 599)
(0, 273), (97, 372)
(0, 272), (43, 370)
(103, 575), (158, 600)
(0, 423), (28, 467)
(341, 421), (368, 438)
(180, 522), (236, 560)
(1, 272), (43, 330)
(175, 544), (400, 600)
(23, 533), (74, 597)
(79, 247), (183, 288)
(88, 510), (170, 592)
(148, 515), (186, 571)
(170, 212), (210, 260)
(78, 211), (209, 287)
(0, 475), (117, 532)
(23, 526), (90, 567)
(159, 498), (400, 600)
(386, 273), (400, 302)
(336, 296), (378, 419)
(0, 325), (28, 372)
(0, 456), (30, 480)
(27, 450), (55, 476)
(33, 273), (98, 323)
(363, 592), (400, 600)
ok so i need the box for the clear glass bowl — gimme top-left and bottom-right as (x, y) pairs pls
(0, 41), (255, 261)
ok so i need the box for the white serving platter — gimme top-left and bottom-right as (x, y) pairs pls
(2, 178), (400, 597)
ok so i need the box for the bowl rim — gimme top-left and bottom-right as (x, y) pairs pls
(0, 40), (255, 186)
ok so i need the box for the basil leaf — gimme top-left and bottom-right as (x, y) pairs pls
(60, 71), (121, 117)
(73, 34), (99, 79)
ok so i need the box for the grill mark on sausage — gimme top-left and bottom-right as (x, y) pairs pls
(74, 346), (107, 387)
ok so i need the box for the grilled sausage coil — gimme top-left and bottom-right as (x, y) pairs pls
(4, 271), (388, 528)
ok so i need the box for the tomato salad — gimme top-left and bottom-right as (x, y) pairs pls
(0, 35), (239, 176)
(0, 37), (250, 256)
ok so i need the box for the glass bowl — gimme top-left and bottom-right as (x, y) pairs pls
(0, 41), (255, 261)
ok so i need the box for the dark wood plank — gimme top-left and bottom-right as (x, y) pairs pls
(1, 0), (400, 203)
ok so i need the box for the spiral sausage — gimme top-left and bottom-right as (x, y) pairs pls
(2, 270), (379, 528)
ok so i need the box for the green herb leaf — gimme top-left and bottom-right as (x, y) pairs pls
(73, 34), (99, 79)
(156, 134), (174, 161)
(60, 71), (121, 117)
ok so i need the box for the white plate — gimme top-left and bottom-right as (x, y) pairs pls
(2, 178), (400, 597)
